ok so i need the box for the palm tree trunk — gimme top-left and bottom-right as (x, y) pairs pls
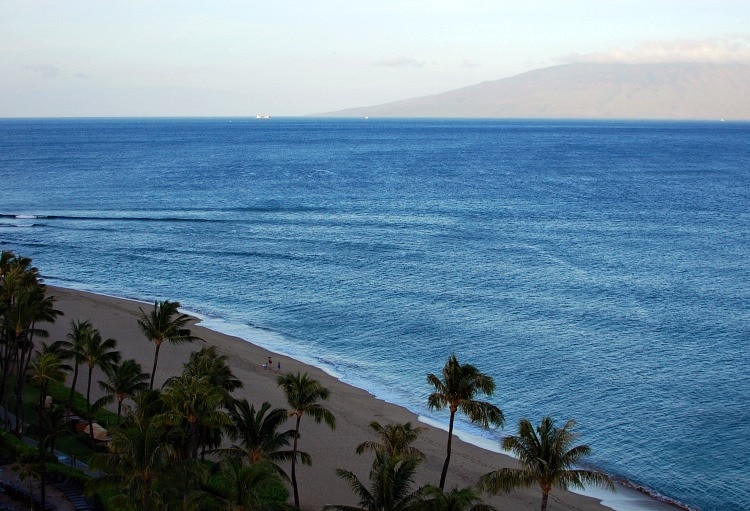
(540, 490), (549, 511)
(439, 409), (456, 490)
(14, 351), (25, 434)
(0, 339), (14, 431)
(150, 341), (162, 390)
(291, 414), (301, 508)
(39, 432), (47, 510)
(189, 420), (199, 460)
(15, 336), (36, 433)
(142, 478), (151, 511)
(86, 365), (95, 447)
(12, 335), (24, 434)
(68, 361), (80, 410)
(39, 382), (46, 416)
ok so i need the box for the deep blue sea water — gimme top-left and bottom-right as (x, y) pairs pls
(1, 118), (748, 511)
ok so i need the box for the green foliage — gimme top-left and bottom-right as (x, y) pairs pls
(277, 371), (336, 508)
(204, 469), (233, 496)
(328, 452), (424, 511)
(95, 488), (122, 511)
(46, 461), (91, 485)
(0, 429), (38, 458)
(261, 478), (290, 503)
(427, 354), (503, 489)
(356, 421), (425, 460)
(480, 416), (615, 511)
(205, 461), (290, 506)
(47, 380), (119, 428)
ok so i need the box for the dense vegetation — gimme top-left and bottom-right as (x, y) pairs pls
(0, 250), (613, 511)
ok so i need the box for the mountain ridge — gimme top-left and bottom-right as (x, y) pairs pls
(320, 62), (750, 120)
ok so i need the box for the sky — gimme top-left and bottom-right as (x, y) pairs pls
(1, 1), (749, 117)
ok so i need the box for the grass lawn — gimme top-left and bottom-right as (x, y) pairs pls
(3, 376), (118, 464)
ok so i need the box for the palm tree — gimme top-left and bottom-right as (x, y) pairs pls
(88, 401), (202, 511)
(6, 283), (61, 433)
(28, 351), (67, 414)
(427, 354), (504, 490)
(215, 458), (294, 511)
(38, 338), (74, 370)
(80, 327), (121, 445)
(183, 345), (243, 457)
(26, 353), (67, 511)
(97, 358), (150, 425)
(356, 421), (425, 460)
(414, 485), (496, 511)
(183, 345), (243, 397)
(65, 319), (93, 409)
(37, 339), (74, 406)
(160, 373), (230, 460)
(12, 285), (60, 376)
(479, 416), (615, 511)
(222, 398), (306, 482)
(277, 372), (336, 508)
(137, 300), (201, 390)
(35, 404), (74, 510)
(0, 251), (41, 431)
(326, 452), (424, 511)
(37, 403), (74, 457)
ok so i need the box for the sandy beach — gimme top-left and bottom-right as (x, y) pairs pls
(44, 285), (612, 511)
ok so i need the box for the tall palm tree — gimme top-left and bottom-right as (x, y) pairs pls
(356, 421), (425, 460)
(0, 251), (40, 431)
(137, 300), (201, 390)
(97, 358), (150, 425)
(277, 372), (336, 509)
(65, 319), (93, 409)
(80, 328), (121, 445)
(326, 452), (424, 511)
(479, 416), (615, 511)
(222, 398), (306, 482)
(427, 354), (504, 489)
(4, 284), (61, 434)
(27, 353), (67, 511)
(35, 403), (74, 510)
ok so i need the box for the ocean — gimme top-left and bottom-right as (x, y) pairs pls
(1, 118), (748, 511)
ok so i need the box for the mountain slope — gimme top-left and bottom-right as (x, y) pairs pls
(322, 63), (750, 120)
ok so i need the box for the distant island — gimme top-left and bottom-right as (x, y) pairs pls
(319, 62), (750, 120)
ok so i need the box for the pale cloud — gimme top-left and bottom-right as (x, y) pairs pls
(557, 36), (750, 64)
(372, 57), (426, 68)
(25, 64), (61, 78)
(460, 59), (482, 68)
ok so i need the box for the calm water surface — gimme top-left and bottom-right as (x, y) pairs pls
(1, 118), (748, 511)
